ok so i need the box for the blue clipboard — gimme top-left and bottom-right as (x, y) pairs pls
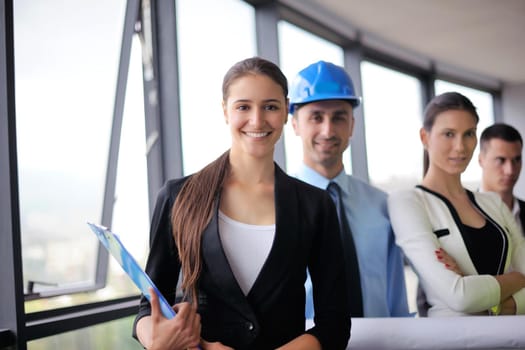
(87, 222), (176, 319)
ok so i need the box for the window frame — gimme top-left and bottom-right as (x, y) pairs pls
(0, 0), (147, 347)
(1, 0), (25, 348)
(16, 0), (139, 303)
(1, 0), (188, 345)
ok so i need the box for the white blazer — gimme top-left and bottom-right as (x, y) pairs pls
(388, 186), (525, 317)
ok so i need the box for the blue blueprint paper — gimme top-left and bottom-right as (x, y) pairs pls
(87, 222), (176, 319)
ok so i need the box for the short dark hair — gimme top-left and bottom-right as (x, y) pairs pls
(480, 123), (523, 152)
(423, 92), (479, 131)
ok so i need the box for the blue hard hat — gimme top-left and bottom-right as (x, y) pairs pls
(288, 60), (361, 114)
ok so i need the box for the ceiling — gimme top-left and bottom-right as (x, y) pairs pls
(283, 0), (525, 86)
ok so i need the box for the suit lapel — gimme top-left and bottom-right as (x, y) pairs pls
(200, 166), (300, 312)
(201, 199), (254, 318)
(248, 165), (299, 303)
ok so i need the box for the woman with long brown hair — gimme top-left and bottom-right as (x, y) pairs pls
(134, 57), (350, 349)
(388, 92), (525, 317)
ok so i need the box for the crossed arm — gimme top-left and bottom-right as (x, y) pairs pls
(435, 248), (525, 315)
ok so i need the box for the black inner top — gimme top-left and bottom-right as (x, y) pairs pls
(417, 185), (508, 275)
(460, 221), (504, 275)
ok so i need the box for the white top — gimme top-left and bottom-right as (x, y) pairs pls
(388, 188), (525, 317)
(218, 211), (275, 295)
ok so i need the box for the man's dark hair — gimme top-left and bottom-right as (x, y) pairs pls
(480, 123), (523, 152)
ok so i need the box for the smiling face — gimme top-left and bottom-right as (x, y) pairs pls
(421, 109), (478, 177)
(292, 100), (354, 178)
(222, 73), (288, 160)
(479, 138), (522, 195)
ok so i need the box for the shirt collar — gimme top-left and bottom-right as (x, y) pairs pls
(297, 163), (349, 194)
(479, 186), (520, 218)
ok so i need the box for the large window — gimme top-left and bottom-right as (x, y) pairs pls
(177, 0), (256, 175)
(105, 35), (150, 299)
(27, 316), (142, 350)
(14, 0), (149, 313)
(278, 21), (348, 174)
(361, 61), (423, 192)
(435, 80), (495, 190)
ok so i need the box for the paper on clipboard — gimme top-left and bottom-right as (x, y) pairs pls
(87, 222), (176, 319)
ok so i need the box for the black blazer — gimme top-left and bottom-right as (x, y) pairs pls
(519, 198), (525, 236)
(133, 165), (351, 350)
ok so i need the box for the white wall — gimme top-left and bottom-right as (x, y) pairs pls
(502, 83), (525, 199)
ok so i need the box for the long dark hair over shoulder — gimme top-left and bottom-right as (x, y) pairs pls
(171, 57), (288, 303)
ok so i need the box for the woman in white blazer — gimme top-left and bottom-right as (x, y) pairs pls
(388, 92), (525, 317)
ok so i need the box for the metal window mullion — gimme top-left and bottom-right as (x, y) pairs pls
(154, 0), (183, 182)
(140, 0), (182, 219)
(96, 0), (140, 286)
(253, 2), (286, 169)
(492, 90), (503, 123)
(421, 67), (436, 176)
(0, 0), (26, 348)
(344, 45), (369, 183)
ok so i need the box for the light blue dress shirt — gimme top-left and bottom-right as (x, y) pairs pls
(296, 163), (410, 317)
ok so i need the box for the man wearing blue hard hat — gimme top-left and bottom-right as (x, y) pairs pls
(289, 61), (410, 318)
